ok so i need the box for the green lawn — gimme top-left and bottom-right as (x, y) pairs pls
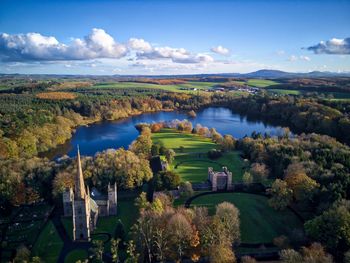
(64, 249), (88, 263)
(172, 151), (246, 183)
(190, 192), (303, 244)
(32, 221), (63, 263)
(152, 129), (217, 154)
(247, 79), (279, 88)
(152, 129), (247, 183)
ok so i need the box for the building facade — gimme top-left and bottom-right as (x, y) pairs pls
(62, 148), (117, 241)
(208, 166), (233, 191)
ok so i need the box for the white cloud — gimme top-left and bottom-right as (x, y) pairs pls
(136, 46), (214, 64)
(288, 55), (311, 62)
(0, 29), (214, 64)
(127, 38), (152, 52)
(307, 37), (350, 55)
(211, 45), (230, 56)
(300, 55), (310, 61)
(0, 28), (127, 61)
(288, 55), (298, 62)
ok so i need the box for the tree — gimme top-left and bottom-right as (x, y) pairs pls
(284, 163), (318, 202)
(135, 192), (149, 210)
(110, 238), (120, 263)
(167, 212), (193, 260)
(125, 240), (139, 263)
(90, 240), (104, 262)
(129, 131), (152, 158)
(213, 202), (240, 245)
(209, 244), (236, 263)
(280, 243), (333, 263)
(220, 135), (235, 152)
(242, 172), (253, 185)
(280, 249), (303, 263)
(250, 162), (269, 183)
(151, 144), (160, 156)
(179, 181), (194, 197)
(155, 171), (181, 190)
(305, 200), (350, 254)
(268, 179), (293, 210)
(14, 245), (31, 263)
(165, 149), (175, 164)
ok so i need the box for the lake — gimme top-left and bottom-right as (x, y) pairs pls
(45, 107), (286, 159)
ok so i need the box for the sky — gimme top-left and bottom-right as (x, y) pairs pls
(0, 0), (349, 75)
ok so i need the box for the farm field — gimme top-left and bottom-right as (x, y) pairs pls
(268, 88), (350, 100)
(90, 81), (220, 93)
(190, 192), (303, 244)
(246, 79), (279, 87)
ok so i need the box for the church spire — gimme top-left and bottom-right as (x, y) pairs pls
(75, 145), (86, 199)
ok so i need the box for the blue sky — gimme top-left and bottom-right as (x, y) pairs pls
(0, 0), (349, 75)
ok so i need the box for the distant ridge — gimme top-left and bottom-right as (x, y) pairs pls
(1, 69), (350, 79)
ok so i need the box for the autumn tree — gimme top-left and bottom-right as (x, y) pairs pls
(209, 244), (236, 263)
(250, 162), (269, 183)
(220, 134), (236, 152)
(284, 163), (318, 202)
(268, 179), (293, 210)
(165, 149), (175, 164)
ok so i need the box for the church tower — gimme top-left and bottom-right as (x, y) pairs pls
(72, 147), (91, 241)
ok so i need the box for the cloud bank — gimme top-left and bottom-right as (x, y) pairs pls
(0, 29), (214, 64)
(0, 28), (127, 61)
(307, 37), (350, 55)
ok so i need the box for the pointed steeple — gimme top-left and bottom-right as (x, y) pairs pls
(75, 145), (86, 199)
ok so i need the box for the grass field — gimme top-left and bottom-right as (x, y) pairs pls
(268, 89), (302, 95)
(64, 249), (88, 263)
(152, 129), (217, 154)
(91, 81), (219, 94)
(190, 192), (303, 243)
(268, 88), (350, 100)
(173, 152), (246, 183)
(32, 221), (63, 263)
(246, 79), (279, 87)
(152, 129), (247, 183)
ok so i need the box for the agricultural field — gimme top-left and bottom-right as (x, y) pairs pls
(91, 81), (220, 94)
(190, 192), (303, 244)
(246, 79), (279, 87)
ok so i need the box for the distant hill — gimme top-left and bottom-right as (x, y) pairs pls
(1, 69), (350, 79)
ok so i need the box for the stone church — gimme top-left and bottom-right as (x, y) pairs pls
(62, 147), (117, 241)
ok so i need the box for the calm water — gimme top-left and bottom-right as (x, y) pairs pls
(45, 107), (285, 159)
